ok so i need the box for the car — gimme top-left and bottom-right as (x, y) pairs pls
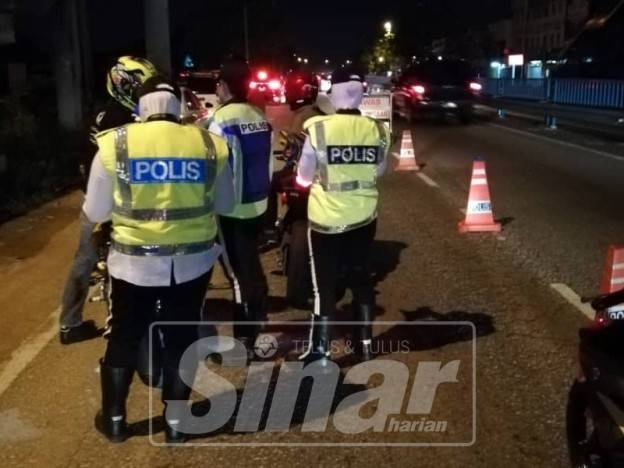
(177, 70), (219, 116)
(249, 68), (284, 106)
(179, 86), (211, 125)
(392, 59), (482, 124)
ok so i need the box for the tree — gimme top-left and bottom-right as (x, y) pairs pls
(362, 22), (402, 75)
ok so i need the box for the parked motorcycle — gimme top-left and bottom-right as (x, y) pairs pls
(567, 290), (624, 467)
(271, 135), (313, 310)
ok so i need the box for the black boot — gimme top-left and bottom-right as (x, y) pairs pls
(233, 303), (258, 362)
(95, 360), (133, 443)
(162, 366), (196, 444)
(354, 304), (375, 362)
(300, 316), (332, 365)
(60, 320), (101, 345)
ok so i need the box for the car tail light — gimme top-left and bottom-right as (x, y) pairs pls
(268, 79), (281, 91)
(249, 81), (258, 90)
(257, 70), (268, 81)
(469, 82), (482, 92)
(412, 85), (426, 95)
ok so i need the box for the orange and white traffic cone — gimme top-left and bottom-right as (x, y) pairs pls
(458, 158), (501, 233)
(394, 130), (420, 172)
(600, 245), (624, 318)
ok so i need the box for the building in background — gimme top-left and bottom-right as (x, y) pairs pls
(487, 0), (624, 78)
(557, 0), (624, 77)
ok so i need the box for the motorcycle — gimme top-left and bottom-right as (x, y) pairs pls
(567, 290), (624, 467)
(271, 133), (313, 310)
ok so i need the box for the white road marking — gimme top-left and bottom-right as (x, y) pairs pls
(488, 123), (624, 163)
(0, 308), (59, 399)
(416, 173), (440, 188)
(550, 283), (594, 320)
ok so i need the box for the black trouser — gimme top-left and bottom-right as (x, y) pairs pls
(103, 272), (210, 370)
(219, 215), (268, 308)
(265, 167), (294, 232)
(308, 220), (377, 318)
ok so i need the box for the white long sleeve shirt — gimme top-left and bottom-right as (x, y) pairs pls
(83, 150), (235, 287)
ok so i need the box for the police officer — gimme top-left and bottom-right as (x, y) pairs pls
(296, 66), (390, 363)
(59, 56), (156, 345)
(265, 71), (325, 238)
(85, 76), (234, 443)
(206, 56), (272, 357)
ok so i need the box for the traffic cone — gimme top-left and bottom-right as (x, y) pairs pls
(458, 158), (501, 233)
(394, 130), (420, 172)
(600, 245), (624, 318)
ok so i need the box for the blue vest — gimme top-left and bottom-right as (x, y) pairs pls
(210, 102), (272, 219)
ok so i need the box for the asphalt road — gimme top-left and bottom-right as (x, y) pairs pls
(1, 108), (623, 467)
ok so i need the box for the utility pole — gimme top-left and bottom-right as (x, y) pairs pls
(244, 0), (250, 62)
(54, 0), (84, 130)
(145, 0), (172, 77)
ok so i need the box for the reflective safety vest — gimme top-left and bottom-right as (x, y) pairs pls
(304, 114), (389, 234)
(97, 120), (229, 256)
(209, 102), (272, 219)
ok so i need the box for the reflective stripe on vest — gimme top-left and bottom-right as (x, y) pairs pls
(114, 127), (133, 208)
(309, 212), (378, 234)
(211, 103), (271, 218)
(111, 239), (215, 257)
(305, 114), (387, 234)
(98, 122), (226, 257)
(112, 204), (214, 221)
(311, 120), (387, 192)
(112, 129), (217, 222)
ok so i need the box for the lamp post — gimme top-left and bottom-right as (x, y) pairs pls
(383, 21), (393, 37)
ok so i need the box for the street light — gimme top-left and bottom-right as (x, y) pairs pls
(297, 57), (302, 63)
(304, 58), (309, 64)
(324, 59), (329, 65)
(384, 21), (393, 36)
(378, 56), (385, 63)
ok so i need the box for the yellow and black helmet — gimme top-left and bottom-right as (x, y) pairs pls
(106, 56), (157, 109)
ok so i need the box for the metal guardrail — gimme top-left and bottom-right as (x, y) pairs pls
(479, 78), (547, 102)
(481, 78), (624, 110)
(553, 79), (624, 109)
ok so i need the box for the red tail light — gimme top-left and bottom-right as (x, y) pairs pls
(257, 70), (268, 81)
(412, 85), (426, 95)
(249, 81), (258, 90)
(268, 79), (281, 91)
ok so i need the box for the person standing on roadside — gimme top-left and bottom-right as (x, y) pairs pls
(296, 66), (390, 363)
(86, 76), (234, 444)
(205, 56), (272, 359)
(59, 56), (156, 345)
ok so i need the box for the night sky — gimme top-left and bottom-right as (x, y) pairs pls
(16, 0), (512, 71)
(83, 0), (511, 68)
